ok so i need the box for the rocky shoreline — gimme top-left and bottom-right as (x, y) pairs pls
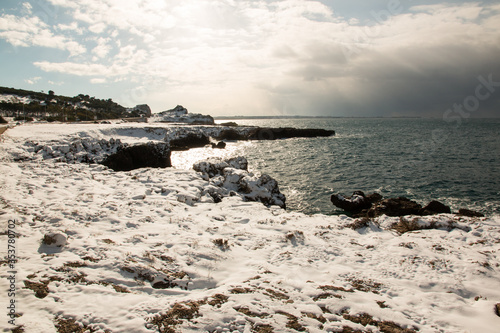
(331, 191), (485, 218)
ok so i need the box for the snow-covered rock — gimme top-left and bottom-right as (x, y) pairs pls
(194, 156), (286, 208)
(151, 105), (214, 125)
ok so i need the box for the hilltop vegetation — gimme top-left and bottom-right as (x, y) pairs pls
(0, 86), (144, 121)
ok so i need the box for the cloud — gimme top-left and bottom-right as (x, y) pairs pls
(3, 0), (500, 116)
(34, 61), (115, 76)
(25, 76), (42, 85)
(91, 37), (111, 59)
(90, 78), (107, 84)
(0, 13), (86, 55)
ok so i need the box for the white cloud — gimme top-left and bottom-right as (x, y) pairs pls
(0, 14), (86, 56)
(34, 61), (116, 76)
(90, 78), (107, 84)
(48, 80), (64, 86)
(21, 2), (33, 15)
(92, 37), (111, 58)
(8, 0), (500, 116)
(88, 22), (107, 34)
(25, 76), (41, 84)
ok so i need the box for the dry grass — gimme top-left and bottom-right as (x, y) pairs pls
(23, 280), (49, 299)
(342, 312), (419, 333)
(252, 324), (274, 333)
(264, 288), (290, 301)
(344, 217), (374, 230)
(55, 317), (96, 333)
(148, 301), (203, 333)
(275, 311), (306, 331)
(235, 307), (269, 318)
(347, 278), (384, 294)
(207, 294), (229, 308)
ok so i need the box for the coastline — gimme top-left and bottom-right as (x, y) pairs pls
(1, 122), (499, 332)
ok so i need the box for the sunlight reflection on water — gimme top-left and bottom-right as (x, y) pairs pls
(170, 141), (253, 169)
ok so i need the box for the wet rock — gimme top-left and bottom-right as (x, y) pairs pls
(330, 191), (373, 213)
(330, 191), (383, 214)
(101, 142), (171, 171)
(457, 208), (484, 217)
(367, 197), (422, 218)
(211, 141), (226, 149)
(420, 201), (451, 215)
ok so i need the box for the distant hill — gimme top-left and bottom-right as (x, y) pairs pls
(0, 86), (148, 121)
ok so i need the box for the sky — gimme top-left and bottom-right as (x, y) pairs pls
(0, 0), (499, 117)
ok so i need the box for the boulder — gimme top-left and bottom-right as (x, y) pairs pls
(211, 141), (226, 149)
(330, 191), (372, 213)
(193, 156), (285, 208)
(420, 200), (451, 215)
(367, 197), (422, 217)
(101, 142), (171, 171)
(330, 191), (383, 214)
(457, 208), (484, 217)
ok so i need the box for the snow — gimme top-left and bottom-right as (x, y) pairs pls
(1, 123), (500, 333)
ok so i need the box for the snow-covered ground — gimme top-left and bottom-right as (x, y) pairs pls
(1, 123), (500, 333)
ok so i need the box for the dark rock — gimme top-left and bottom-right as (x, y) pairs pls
(367, 197), (422, 217)
(220, 122), (238, 127)
(366, 193), (383, 204)
(216, 128), (249, 141)
(211, 141), (226, 149)
(457, 209), (484, 217)
(169, 133), (210, 150)
(152, 280), (176, 289)
(495, 303), (500, 317)
(420, 200), (451, 215)
(248, 127), (335, 140)
(330, 191), (373, 213)
(101, 142), (171, 171)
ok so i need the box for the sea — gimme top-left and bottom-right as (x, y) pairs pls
(172, 118), (500, 216)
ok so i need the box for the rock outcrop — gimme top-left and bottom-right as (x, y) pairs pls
(247, 127), (335, 140)
(330, 191), (381, 214)
(127, 104), (152, 117)
(193, 157), (286, 208)
(331, 191), (456, 218)
(169, 133), (211, 150)
(421, 201), (452, 215)
(151, 105), (214, 125)
(457, 208), (484, 217)
(367, 197), (423, 217)
(101, 142), (171, 171)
